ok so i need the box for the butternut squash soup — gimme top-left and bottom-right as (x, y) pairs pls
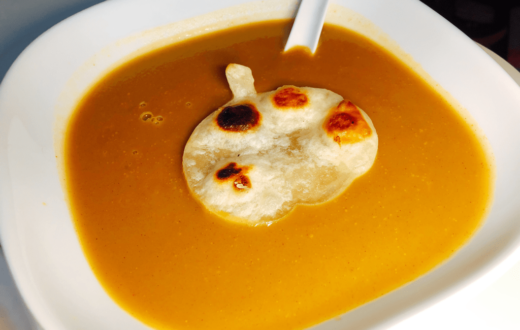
(64, 20), (492, 330)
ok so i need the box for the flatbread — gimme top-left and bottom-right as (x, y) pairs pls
(183, 64), (378, 225)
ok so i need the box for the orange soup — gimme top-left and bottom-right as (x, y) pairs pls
(64, 20), (492, 330)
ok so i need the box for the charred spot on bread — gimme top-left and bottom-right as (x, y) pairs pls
(272, 87), (308, 109)
(324, 100), (372, 145)
(327, 112), (356, 130)
(233, 175), (251, 191)
(217, 104), (260, 132)
(216, 162), (242, 180)
(215, 163), (251, 191)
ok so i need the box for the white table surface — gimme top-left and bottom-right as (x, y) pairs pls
(1, 1), (519, 329)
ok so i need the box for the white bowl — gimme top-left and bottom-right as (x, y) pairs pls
(2, 1), (520, 329)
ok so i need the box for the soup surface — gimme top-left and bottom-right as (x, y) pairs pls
(65, 20), (492, 330)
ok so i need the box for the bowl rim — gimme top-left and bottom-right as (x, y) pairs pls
(2, 0), (520, 329)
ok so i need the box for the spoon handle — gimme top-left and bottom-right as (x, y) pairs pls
(284, 0), (331, 54)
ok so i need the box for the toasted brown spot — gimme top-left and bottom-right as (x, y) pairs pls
(272, 87), (308, 109)
(216, 163), (242, 180)
(216, 104), (260, 132)
(324, 100), (372, 146)
(233, 175), (251, 191)
(215, 162), (252, 191)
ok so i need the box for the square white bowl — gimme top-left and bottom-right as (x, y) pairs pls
(1, 1), (520, 329)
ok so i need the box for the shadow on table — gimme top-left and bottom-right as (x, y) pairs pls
(0, 0), (104, 85)
(1, 2), (105, 328)
(0, 248), (40, 330)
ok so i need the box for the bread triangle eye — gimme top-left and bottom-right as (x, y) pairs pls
(216, 104), (260, 132)
(324, 100), (372, 146)
(272, 87), (309, 109)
